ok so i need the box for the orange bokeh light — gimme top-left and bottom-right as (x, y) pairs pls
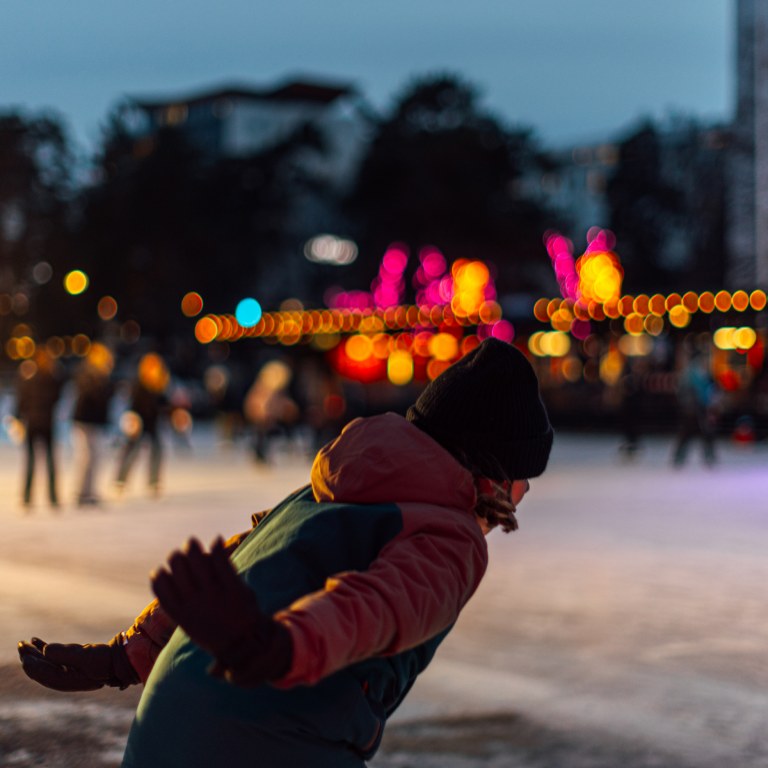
(182, 292), (204, 317)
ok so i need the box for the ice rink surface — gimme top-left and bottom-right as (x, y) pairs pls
(1, 425), (767, 766)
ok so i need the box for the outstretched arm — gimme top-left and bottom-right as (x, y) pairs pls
(17, 524), (258, 691)
(17, 634), (139, 691)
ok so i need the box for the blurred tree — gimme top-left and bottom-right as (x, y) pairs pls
(605, 122), (685, 292)
(668, 122), (727, 291)
(0, 112), (75, 345)
(76, 111), (329, 345)
(344, 74), (560, 294)
(606, 119), (727, 293)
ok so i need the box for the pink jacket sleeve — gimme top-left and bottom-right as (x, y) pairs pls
(273, 504), (488, 688)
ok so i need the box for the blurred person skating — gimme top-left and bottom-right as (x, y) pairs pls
(71, 343), (115, 506)
(618, 358), (648, 459)
(115, 353), (170, 498)
(15, 348), (65, 509)
(672, 349), (719, 467)
(17, 339), (553, 768)
(243, 359), (300, 463)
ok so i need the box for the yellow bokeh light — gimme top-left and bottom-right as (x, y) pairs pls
(576, 251), (623, 304)
(734, 327), (757, 350)
(345, 334), (373, 362)
(428, 332), (459, 362)
(713, 327), (736, 350)
(528, 331), (545, 357)
(452, 260), (490, 316)
(387, 349), (414, 386)
(668, 305), (691, 328)
(538, 331), (571, 357)
(64, 270), (89, 295)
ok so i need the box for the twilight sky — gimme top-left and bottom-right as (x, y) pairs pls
(0, 0), (733, 154)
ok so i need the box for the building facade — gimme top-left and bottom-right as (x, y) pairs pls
(729, 0), (768, 289)
(122, 78), (372, 192)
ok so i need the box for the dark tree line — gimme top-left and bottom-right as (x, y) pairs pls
(0, 77), (729, 359)
(606, 119), (727, 294)
(344, 75), (558, 294)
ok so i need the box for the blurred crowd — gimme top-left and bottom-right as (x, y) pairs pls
(4, 339), (764, 513)
(2, 347), (355, 513)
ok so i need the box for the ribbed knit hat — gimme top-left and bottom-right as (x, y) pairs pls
(406, 338), (553, 480)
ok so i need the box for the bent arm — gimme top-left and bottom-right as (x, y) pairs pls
(274, 507), (487, 687)
(124, 525), (257, 682)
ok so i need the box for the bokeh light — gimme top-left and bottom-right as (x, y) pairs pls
(138, 352), (170, 393)
(195, 316), (219, 344)
(181, 292), (204, 317)
(387, 349), (414, 385)
(345, 334), (374, 362)
(97, 296), (118, 321)
(235, 298), (262, 328)
(750, 290), (767, 311)
(304, 234), (358, 265)
(576, 250), (623, 303)
(64, 270), (89, 295)
(32, 262), (53, 285)
(668, 305), (691, 328)
(428, 333), (459, 362)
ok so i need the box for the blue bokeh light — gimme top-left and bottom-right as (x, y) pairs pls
(235, 298), (262, 327)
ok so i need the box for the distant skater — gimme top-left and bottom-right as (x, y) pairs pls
(71, 343), (115, 506)
(15, 349), (64, 509)
(115, 353), (170, 497)
(618, 358), (648, 459)
(672, 350), (718, 467)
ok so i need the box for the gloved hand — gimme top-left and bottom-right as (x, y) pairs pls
(17, 634), (139, 691)
(150, 536), (292, 687)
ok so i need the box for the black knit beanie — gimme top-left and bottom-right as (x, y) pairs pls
(406, 338), (553, 480)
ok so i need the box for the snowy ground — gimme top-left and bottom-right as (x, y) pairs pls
(0, 424), (767, 767)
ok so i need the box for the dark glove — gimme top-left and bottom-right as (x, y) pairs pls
(150, 537), (292, 687)
(17, 634), (140, 692)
